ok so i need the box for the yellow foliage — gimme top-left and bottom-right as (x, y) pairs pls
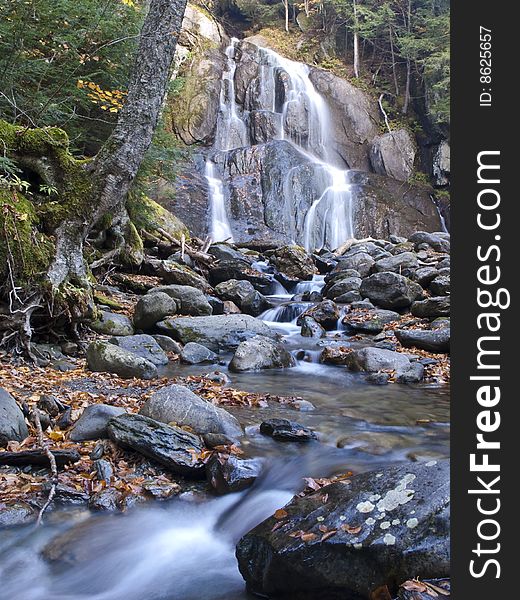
(77, 80), (127, 112)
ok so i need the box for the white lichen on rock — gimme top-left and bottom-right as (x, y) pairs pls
(406, 518), (419, 529)
(383, 533), (396, 546)
(356, 501), (375, 513)
(376, 473), (416, 512)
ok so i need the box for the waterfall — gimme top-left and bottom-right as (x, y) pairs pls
(205, 38), (355, 250)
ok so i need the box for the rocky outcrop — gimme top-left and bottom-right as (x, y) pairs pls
(433, 140), (450, 186)
(369, 129), (417, 182)
(236, 460), (450, 599)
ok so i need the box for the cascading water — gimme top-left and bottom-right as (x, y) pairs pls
(205, 161), (234, 242)
(205, 38), (355, 250)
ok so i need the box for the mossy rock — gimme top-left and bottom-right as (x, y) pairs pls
(127, 193), (189, 242)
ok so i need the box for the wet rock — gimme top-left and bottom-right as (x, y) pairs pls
(0, 501), (36, 528)
(396, 361), (425, 384)
(69, 404), (126, 442)
(156, 314), (276, 352)
(260, 418), (317, 442)
(0, 388), (29, 447)
(89, 310), (134, 336)
(351, 300), (375, 310)
(366, 372), (391, 385)
(300, 316), (326, 338)
(89, 488), (122, 512)
(180, 342), (218, 364)
(360, 272), (423, 310)
(207, 454), (263, 494)
(229, 335), (296, 372)
(37, 394), (65, 417)
(299, 300), (340, 329)
(374, 252), (418, 273)
(86, 341), (158, 380)
(320, 346), (351, 365)
(214, 279), (269, 316)
(93, 459), (113, 484)
(236, 460), (450, 599)
(411, 296), (451, 318)
(343, 309), (400, 334)
(203, 370), (230, 385)
(151, 284), (213, 316)
(133, 292), (177, 331)
(152, 335), (183, 354)
(49, 484), (89, 506)
(107, 413), (205, 475)
(398, 578), (450, 599)
(395, 329), (450, 353)
(429, 275), (450, 296)
(334, 291), (362, 304)
(109, 334), (169, 366)
(142, 479), (181, 500)
(369, 128), (416, 182)
(202, 432), (237, 448)
(140, 384), (242, 439)
(270, 245), (316, 279)
(409, 231), (450, 253)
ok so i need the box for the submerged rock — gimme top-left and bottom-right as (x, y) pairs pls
(236, 460), (450, 599)
(207, 454), (263, 494)
(0, 388), (28, 447)
(69, 404), (126, 442)
(229, 335), (296, 372)
(86, 341), (158, 380)
(140, 384), (242, 439)
(259, 418), (317, 442)
(107, 413), (205, 475)
(156, 314), (276, 352)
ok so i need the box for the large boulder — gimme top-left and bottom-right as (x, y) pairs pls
(150, 284), (213, 316)
(139, 384), (242, 439)
(270, 245), (316, 279)
(86, 341), (158, 380)
(411, 296), (451, 318)
(345, 347), (423, 382)
(156, 314), (276, 352)
(396, 328), (450, 353)
(334, 252), (374, 278)
(146, 259), (213, 292)
(69, 404), (126, 442)
(207, 455), (263, 494)
(374, 252), (418, 274)
(229, 335), (296, 372)
(133, 292), (177, 331)
(109, 334), (169, 366)
(369, 129), (417, 182)
(0, 389), (28, 447)
(107, 413), (205, 475)
(298, 300), (340, 329)
(180, 342), (218, 364)
(360, 273), (423, 309)
(236, 460), (450, 599)
(408, 231), (450, 253)
(89, 311), (134, 336)
(214, 279), (269, 316)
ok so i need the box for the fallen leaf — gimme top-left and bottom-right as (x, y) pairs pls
(274, 508), (288, 520)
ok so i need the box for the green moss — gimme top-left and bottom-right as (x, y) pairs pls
(127, 193), (189, 241)
(0, 186), (54, 284)
(93, 292), (124, 310)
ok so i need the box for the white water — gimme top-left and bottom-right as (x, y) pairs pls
(205, 38), (355, 250)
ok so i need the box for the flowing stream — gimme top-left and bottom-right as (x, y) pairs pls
(205, 39), (355, 250)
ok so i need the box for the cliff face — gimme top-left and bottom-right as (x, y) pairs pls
(157, 6), (444, 247)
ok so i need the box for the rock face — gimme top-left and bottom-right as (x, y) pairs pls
(229, 335), (296, 372)
(360, 273), (423, 310)
(86, 341), (158, 380)
(107, 413), (205, 475)
(69, 404), (126, 442)
(109, 334), (169, 366)
(433, 140), (450, 186)
(156, 314), (276, 352)
(236, 460), (450, 599)
(369, 129), (416, 182)
(139, 384), (242, 439)
(133, 292), (177, 330)
(0, 389), (28, 447)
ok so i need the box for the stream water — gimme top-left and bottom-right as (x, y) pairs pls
(0, 291), (449, 600)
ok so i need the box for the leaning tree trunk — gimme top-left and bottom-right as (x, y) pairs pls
(48, 0), (188, 290)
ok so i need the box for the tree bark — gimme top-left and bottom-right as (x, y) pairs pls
(353, 0), (360, 78)
(47, 0), (188, 289)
